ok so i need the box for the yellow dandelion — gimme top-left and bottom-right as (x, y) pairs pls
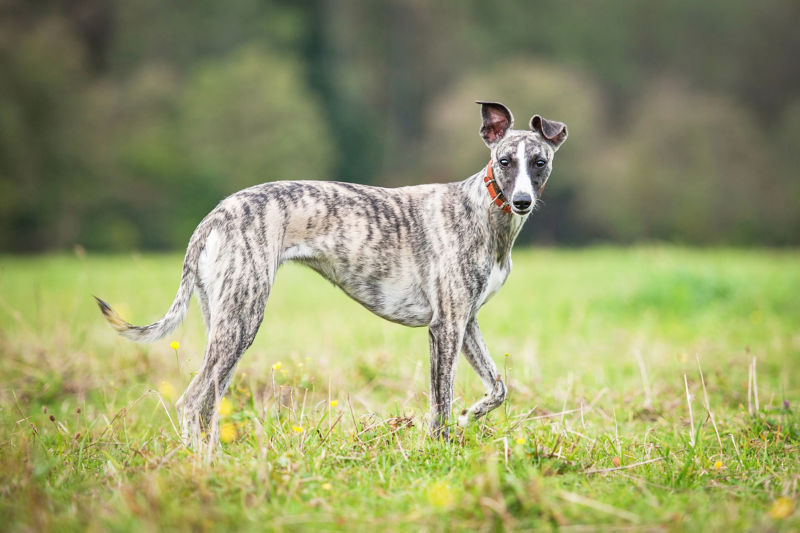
(714, 460), (723, 470)
(292, 425), (304, 433)
(219, 422), (237, 443)
(427, 481), (454, 509)
(330, 400), (338, 407)
(218, 397), (233, 417)
(321, 483), (332, 491)
(769, 497), (794, 520)
(516, 437), (526, 445)
(158, 380), (175, 401)
(170, 341), (180, 351)
(272, 361), (282, 371)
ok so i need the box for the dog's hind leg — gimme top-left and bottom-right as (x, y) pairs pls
(178, 230), (278, 448)
(179, 281), (270, 447)
(457, 319), (507, 427)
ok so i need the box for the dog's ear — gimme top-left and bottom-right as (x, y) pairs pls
(530, 115), (568, 149)
(477, 101), (514, 147)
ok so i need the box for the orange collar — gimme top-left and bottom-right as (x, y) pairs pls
(483, 160), (512, 214)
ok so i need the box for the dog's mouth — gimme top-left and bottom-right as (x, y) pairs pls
(511, 205), (533, 216)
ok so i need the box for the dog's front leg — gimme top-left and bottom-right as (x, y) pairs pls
(457, 319), (507, 427)
(428, 319), (465, 440)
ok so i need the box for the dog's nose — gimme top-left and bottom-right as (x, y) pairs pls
(512, 193), (532, 211)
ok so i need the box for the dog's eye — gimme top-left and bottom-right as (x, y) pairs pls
(499, 158), (510, 167)
(535, 159), (547, 168)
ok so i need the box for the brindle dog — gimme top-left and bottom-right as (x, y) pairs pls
(96, 102), (567, 444)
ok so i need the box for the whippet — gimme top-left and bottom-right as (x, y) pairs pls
(96, 101), (567, 443)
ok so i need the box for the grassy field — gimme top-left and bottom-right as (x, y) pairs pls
(1, 247), (799, 531)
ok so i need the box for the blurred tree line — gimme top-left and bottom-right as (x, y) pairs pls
(1, 0), (798, 251)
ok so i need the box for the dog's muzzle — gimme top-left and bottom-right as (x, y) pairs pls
(511, 193), (532, 214)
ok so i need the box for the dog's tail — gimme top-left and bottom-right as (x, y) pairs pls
(95, 214), (219, 343)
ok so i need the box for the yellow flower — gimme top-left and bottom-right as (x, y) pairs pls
(272, 362), (282, 371)
(219, 422), (237, 443)
(321, 483), (332, 491)
(292, 425), (304, 433)
(159, 380), (175, 401)
(714, 461), (723, 470)
(516, 437), (526, 445)
(330, 400), (338, 408)
(218, 397), (233, 417)
(427, 481), (454, 509)
(769, 497), (794, 520)
(170, 341), (180, 350)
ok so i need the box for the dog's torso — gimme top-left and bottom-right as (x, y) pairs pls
(203, 177), (523, 327)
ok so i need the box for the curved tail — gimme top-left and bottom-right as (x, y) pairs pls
(95, 215), (218, 343)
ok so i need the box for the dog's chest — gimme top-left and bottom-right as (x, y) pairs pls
(481, 261), (511, 305)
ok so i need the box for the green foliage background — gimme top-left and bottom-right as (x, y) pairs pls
(1, 0), (798, 250)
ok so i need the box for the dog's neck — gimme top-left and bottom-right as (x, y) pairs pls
(461, 168), (529, 263)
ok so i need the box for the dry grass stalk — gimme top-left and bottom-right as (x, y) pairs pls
(684, 373), (695, 448)
(560, 372), (573, 427)
(695, 354), (722, 451)
(584, 456), (665, 475)
(752, 356), (759, 412)
(634, 349), (652, 408)
(557, 491), (640, 523)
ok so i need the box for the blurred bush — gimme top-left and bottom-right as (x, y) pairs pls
(180, 47), (333, 190)
(580, 81), (796, 244)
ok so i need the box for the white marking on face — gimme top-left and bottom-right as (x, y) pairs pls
(512, 140), (533, 204)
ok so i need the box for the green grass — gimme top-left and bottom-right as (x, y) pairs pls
(1, 247), (799, 531)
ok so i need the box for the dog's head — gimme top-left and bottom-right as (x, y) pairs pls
(477, 101), (567, 216)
